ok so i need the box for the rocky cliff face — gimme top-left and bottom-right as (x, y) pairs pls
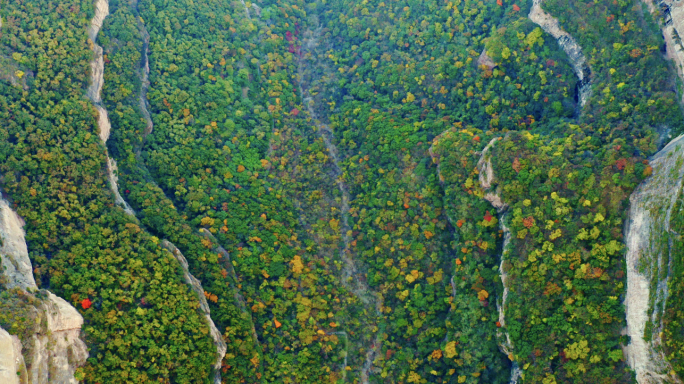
(0, 199), (37, 291)
(29, 292), (89, 384)
(624, 134), (684, 384)
(529, 0), (592, 108)
(0, 327), (26, 384)
(0, 196), (88, 383)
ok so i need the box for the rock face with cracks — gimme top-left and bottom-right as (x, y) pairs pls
(30, 292), (89, 384)
(624, 134), (684, 384)
(0, 195), (88, 383)
(0, 327), (25, 384)
(0, 198), (36, 291)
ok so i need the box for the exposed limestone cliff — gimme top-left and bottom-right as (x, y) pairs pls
(0, 327), (26, 384)
(0, 199), (37, 291)
(624, 134), (684, 384)
(529, 0), (592, 108)
(161, 240), (227, 384)
(30, 292), (89, 384)
(0, 196), (88, 383)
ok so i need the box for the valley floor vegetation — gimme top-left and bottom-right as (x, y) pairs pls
(1, 0), (684, 382)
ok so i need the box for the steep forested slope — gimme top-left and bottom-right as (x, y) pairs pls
(0, 0), (217, 382)
(1, 0), (684, 383)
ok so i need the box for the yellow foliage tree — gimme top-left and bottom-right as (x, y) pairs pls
(291, 255), (304, 274)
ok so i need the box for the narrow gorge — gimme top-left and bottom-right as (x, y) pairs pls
(298, 30), (384, 380)
(476, 138), (522, 384)
(86, 0), (134, 217)
(528, 0), (592, 109)
(88, 1), (228, 381)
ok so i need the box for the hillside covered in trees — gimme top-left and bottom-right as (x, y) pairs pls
(1, 0), (684, 383)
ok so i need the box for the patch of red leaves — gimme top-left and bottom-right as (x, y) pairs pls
(523, 216), (535, 229)
(616, 158), (627, 171)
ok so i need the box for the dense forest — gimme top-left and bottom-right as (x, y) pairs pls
(1, 0), (684, 383)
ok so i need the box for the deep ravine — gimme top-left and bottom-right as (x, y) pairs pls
(93, 2), (228, 381)
(623, 134), (684, 384)
(86, 0), (135, 217)
(528, 0), (592, 109)
(298, 23), (383, 383)
(476, 137), (522, 384)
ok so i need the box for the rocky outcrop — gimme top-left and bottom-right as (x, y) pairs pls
(0, 198), (37, 291)
(86, 0), (134, 217)
(106, 157), (134, 216)
(161, 241), (226, 384)
(665, 1), (684, 96)
(30, 292), (89, 384)
(239, 0), (252, 20)
(0, 327), (26, 384)
(0, 195), (88, 383)
(529, 0), (592, 108)
(477, 49), (497, 70)
(624, 134), (684, 384)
